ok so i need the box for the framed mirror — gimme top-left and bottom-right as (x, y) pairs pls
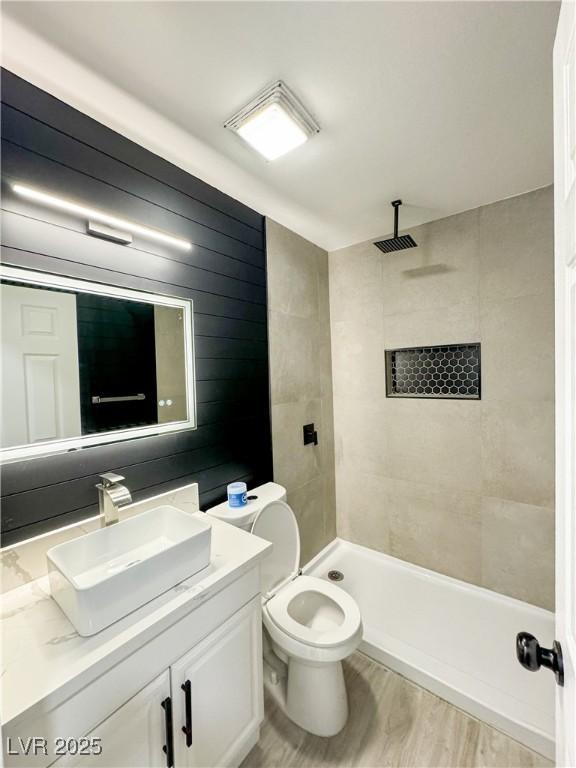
(0, 265), (196, 462)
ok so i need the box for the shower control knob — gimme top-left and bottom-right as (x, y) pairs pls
(516, 632), (564, 686)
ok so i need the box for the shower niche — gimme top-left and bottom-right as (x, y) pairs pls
(385, 343), (481, 399)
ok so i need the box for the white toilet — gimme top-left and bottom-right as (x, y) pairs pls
(207, 483), (362, 737)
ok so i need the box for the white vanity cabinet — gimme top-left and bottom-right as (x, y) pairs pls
(50, 599), (262, 768)
(171, 600), (263, 768)
(2, 540), (271, 768)
(46, 599), (262, 768)
(54, 672), (171, 768)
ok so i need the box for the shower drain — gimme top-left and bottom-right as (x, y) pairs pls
(328, 569), (344, 582)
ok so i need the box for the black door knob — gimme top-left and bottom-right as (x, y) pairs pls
(516, 632), (564, 686)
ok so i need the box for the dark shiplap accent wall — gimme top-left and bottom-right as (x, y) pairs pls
(0, 68), (273, 546)
(76, 295), (158, 433)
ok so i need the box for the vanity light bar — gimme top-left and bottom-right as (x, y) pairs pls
(11, 183), (192, 251)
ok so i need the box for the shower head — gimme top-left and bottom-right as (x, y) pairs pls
(375, 232), (418, 253)
(374, 200), (417, 253)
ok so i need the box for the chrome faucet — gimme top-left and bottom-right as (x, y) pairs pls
(96, 472), (132, 527)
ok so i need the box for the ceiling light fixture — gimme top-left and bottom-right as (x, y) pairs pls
(11, 183), (192, 251)
(224, 80), (320, 161)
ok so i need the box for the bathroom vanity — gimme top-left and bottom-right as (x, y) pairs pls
(1, 515), (271, 768)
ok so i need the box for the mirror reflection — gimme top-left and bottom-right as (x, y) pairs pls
(1, 268), (195, 458)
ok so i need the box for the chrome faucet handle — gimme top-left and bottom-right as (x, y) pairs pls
(98, 472), (126, 487)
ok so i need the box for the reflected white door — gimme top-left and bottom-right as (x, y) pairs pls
(1, 283), (81, 447)
(553, 1), (576, 764)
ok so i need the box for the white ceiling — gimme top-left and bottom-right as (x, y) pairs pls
(2, 1), (560, 250)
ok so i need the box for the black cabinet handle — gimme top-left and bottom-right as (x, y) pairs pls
(161, 696), (174, 767)
(181, 680), (193, 747)
(516, 632), (564, 686)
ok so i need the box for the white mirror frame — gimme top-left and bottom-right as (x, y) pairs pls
(0, 265), (196, 463)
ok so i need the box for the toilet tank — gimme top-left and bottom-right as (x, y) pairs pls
(205, 482), (287, 531)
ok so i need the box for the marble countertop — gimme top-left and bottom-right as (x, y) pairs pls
(1, 514), (271, 726)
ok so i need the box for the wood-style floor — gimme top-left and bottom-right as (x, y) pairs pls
(242, 653), (551, 768)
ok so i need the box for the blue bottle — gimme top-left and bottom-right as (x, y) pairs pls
(227, 482), (248, 508)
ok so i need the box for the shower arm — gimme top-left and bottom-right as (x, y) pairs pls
(391, 200), (402, 238)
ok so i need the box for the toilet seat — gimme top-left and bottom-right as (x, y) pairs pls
(265, 574), (362, 648)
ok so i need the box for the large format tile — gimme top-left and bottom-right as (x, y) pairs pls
(288, 476), (330, 566)
(318, 338), (334, 411)
(318, 253), (334, 406)
(316, 247), (332, 334)
(385, 477), (482, 584)
(335, 462), (392, 553)
(322, 471), (337, 544)
(329, 240), (383, 323)
(381, 207), (480, 317)
(271, 400), (324, 493)
(479, 186), (554, 303)
(331, 308), (385, 400)
(381, 398), (482, 493)
(266, 219), (320, 319)
(480, 293), (555, 403)
(336, 469), (482, 584)
(333, 396), (388, 476)
(242, 652), (550, 768)
(320, 396), (336, 473)
(481, 401), (555, 508)
(383, 299), (480, 350)
(267, 219), (337, 550)
(481, 497), (554, 610)
(269, 310), (321, 405)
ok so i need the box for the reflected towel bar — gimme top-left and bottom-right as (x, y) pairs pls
(91, 394), (146, 404)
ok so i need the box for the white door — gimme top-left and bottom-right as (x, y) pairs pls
(171, 599), (263, 768)
(554, 1), (576, 764)
(53, 671), (171, 768)
(1, 283), (81, 447)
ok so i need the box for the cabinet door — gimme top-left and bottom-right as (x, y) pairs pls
(53, 671), (171, 768)
(171, 598), (263, 768)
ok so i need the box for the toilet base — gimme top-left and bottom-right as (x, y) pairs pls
(264, 650), (349, 737)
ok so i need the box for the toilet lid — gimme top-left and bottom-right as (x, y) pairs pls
(251, 500), (300, 598)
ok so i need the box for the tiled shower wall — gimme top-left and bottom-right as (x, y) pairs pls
(329, 186), (555, 610)
(266, 220), (337, 565)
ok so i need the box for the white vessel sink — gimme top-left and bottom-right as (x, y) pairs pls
(47, 506), (212, 636)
